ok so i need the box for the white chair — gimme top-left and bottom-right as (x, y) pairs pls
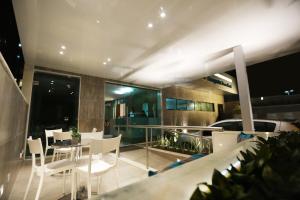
(24, 137), (75, 200)
(79, 131), (104, 156)
(45, 128), (62, 156)
(52, 131), (74, 162)
(75, 135), (122, 198)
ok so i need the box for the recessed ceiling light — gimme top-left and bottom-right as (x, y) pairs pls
(61, 45), (66, 50)
(107, 58), (111, 62)
(160, 12), (166, 18)
(59, 51), (64, 55)
(147, 23), (153, 28)
(103, 62), (107, 65)
(96, 20), (100, 23)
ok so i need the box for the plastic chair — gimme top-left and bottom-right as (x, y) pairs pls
(80, 131), (104, 156)
(24, 137), (75, 200)
(52, 131), (74, 162)
(75, 135), (121, 198)
(45, 128), (62, 156)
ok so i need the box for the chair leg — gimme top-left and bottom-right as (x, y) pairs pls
(45, 148), (48, 157)
(63, 170), (66, 194)
(71, 169), (75, 200)
(23, 170), (34, 200)
(97, 176), (102, 195)
(87, 176), (92, 199)
(114, 168), (120, 188)
(35, 174), (44, 200)
(52, 150), (56, 162)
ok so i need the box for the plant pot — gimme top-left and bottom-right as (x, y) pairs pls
(72, 136), (81, 145)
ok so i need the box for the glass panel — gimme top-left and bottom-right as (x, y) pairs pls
(104, 83), (161, 146)
(166, 98), (176, 110)
(28, 72), (80, 154)
(187, 100), (195, 111)
(177, 99), (188, 110)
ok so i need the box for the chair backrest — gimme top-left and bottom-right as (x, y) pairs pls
(53, 131), (72, 142)
(45, 128), (62, 138)
(81, 131), (104, 145)
(89, 135), (121, 155)
(92, 127), (97, 132)
(27, 137), (45, 166)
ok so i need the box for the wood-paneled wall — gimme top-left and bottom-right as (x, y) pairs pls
(162, 86), (224, 126)
(0, 54), (28, 199)
(79, 75), (105, 132)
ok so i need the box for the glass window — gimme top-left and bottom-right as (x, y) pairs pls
(166, 98), (176, 110)
(254, 122), (276, 132)
(177, 99), (188, 110)
(212, 121), (241, 131)
(187, 100), (195, 111)
(195, 102), (215, 112)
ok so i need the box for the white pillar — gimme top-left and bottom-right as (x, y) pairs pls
(233, 46), (254, 131)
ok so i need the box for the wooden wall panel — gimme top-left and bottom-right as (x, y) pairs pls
(162, 86), (224, 126)
(79, 75), (105, 132)
(0, 54), (28, 199)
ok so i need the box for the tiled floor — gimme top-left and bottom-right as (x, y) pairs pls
(9, 149), (179, 200)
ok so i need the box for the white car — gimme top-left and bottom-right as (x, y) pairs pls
(209, 119), (299, 133)
(179, 119), (299, 143)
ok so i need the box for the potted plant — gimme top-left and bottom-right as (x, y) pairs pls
(70, 127), (81, 144)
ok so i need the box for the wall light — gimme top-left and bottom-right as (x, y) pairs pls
(214, 73), (232, 83)
(114, 87), (134, 95)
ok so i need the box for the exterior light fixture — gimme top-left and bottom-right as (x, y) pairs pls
(18, 43), (22, 47)
(214, 73), (232, 83)
(260, 97), (264, 100)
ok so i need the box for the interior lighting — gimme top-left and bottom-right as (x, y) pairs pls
(114, 87), (134, 95)
(260, 97), (264, 100)
(59, 51), (64, 55)
(214, 73), (232, 83)
(61, 45), (66, 50)
(160, 7), (166, 18)
(18, 43), (22, 47)
(103, 62), (107, 65)
(96, 19), (100, 23)
(147, 23), (153, 28)
(107, 58), (111, 62)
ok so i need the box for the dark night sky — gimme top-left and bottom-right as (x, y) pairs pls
(227, 52), (300, 97)
(0, 0), (24, 81)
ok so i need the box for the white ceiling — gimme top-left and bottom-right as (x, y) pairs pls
(13, 0), (300, 88)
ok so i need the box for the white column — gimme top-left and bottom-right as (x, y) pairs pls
(233, 46), (254, 131)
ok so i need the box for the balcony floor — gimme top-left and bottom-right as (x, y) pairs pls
(9, 148), (180, 200)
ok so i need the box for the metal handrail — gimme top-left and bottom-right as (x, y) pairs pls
(114, 125), (223, 169)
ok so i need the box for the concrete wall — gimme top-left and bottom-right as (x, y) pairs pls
(0, 54), (28, 199)
(162, 86), (224, 126)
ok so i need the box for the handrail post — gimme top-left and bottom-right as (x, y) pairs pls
(146, 128), (149, 169)
(150, 128), (153, 147)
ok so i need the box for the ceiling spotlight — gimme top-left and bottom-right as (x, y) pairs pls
(59, 51), (64, 55)
(147, 23), (153, 28)
(160, 11), (166, 18)
(96, 20), (100, 23)
(103, 62), (107, 65)
(260, 97), (264, 101)
(107, 58), (111, 62)
(61, 45), (66, 50)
